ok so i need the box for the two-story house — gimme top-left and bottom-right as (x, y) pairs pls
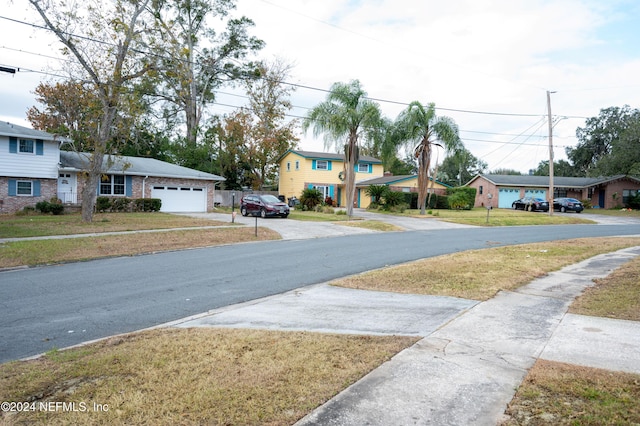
(1, 122), (225, 214)
(0, 121), (64, 213)
(278, 150), (384, 208)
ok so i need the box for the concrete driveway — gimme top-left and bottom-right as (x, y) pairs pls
(180, 208), (474, 240)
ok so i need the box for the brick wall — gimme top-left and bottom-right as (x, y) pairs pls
(0, 177), (58, 214)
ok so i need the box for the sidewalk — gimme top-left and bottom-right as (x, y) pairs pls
(174, 246), (640, 426)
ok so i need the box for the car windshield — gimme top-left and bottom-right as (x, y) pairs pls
(567, 198), (580, 203)
(260, 195), (282, 203)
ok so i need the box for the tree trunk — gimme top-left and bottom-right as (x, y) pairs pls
(417, 142), (432, 215)
(344, 133), (359, 217)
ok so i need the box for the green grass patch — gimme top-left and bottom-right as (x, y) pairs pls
(338, 220), (403, 232)
(288, 210), (361, 222)
(0, 213), (224, 238)
(0, 228), (280, 268)
(502, 360), (640, 425)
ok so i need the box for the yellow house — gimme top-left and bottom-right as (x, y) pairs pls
(278, 150), (384, 208)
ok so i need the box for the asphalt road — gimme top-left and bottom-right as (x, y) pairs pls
(2, 223), (640, 363)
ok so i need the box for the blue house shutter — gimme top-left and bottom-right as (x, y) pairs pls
(328, 161), (332, 171)
(125, 176), (133, 196)
(329, 186), (335, 198)
(368, 164), (372, 173)
(33, 180), (41, 197)
(36, 140), (44, 155)
(8, 180), (16, 195)
(308, 184), (313, 189)
(9, 137), (17, 153)
(312, 160), (317, 170)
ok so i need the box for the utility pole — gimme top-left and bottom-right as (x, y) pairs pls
(547, 90), (555, 216)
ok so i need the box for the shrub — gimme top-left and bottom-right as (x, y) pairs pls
(382, 191), (406, 210)
(20, 206), (36, 215)
(35, 201), (51, 213)
(35, 201), (64, 215)
(446, 187), (476, 210)
(627, 194), (640, 210)
(96, 197), (112, 212)
(49, 203), (64, 215)
(300, 188), (323, 211)
(324, 196), (335, 207)
(134, 198), (162, 212)
(365, 185), (389, 204)
(111, 198), (132, 212)
(448, 192), (470, 210)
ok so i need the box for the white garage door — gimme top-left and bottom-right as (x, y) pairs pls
(151, 186), (207, 212)
(498, 188), (521, 208)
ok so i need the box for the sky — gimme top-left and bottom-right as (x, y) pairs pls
(2, 0), (640, 174)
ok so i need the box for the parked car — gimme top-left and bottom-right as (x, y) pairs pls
(240, 194), (290, 218)
(511, 197), (550, 212)
(553, 197), (584, 213)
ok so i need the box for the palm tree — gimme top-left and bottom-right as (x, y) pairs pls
(303, 80), (382, 217)
(396, 101), (462, 215)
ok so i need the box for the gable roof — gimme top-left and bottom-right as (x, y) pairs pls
(0, 121), (71, 142)
(280, 149), (382, 164)
(467, 174), (640, 188)
(357, 174), (451, 187)
(60, 151), (225, 181)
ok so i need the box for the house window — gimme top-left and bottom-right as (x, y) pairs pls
(287, 162), (291, 171)
(19, 139), (35, 154)
(313, 185), (330, 198)
(357, 163), (370, 173)
(316, 160), (328, 170)
(16, 181), (33, 196)
(623, 189), (638, 205)
(295, 161), (300, 170)
(100, 175), (125, 195)
(479, 185), (483, 195)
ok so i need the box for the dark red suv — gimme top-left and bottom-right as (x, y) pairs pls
(240, 194), (290, 218)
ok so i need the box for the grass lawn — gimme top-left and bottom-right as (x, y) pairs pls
(0, 212), (226, 238)
(398, 207), (595, 226)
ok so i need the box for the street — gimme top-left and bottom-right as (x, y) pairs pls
(2, 223), (640, 363)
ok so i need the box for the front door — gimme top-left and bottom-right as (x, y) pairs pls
(57, 173), (77, 204)
(599, 190), (605, 208)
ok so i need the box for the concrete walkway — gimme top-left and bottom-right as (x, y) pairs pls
(174, 246), (640, 426)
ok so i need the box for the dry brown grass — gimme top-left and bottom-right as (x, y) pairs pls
(333, 237), (640, 300)
(0, 228), (280, 268)
(502, 360), (640, 425)
(570, 254), (640, 321)
(0, 328), (418, 425)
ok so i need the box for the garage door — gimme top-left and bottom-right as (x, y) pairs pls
(498, 188), (521, 208)
(151, 186), (207, 212)
(524, 189), (547, 199)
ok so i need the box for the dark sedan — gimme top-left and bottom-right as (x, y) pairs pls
(553, 197), (584, 213)
(512, 197), (550, 212)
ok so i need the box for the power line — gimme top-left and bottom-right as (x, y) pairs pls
(0, 15), (589, 120)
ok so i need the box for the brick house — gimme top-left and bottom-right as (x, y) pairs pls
(1, 121), (225, 214)
(467, 174), (640, 209)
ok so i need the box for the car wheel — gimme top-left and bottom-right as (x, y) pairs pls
(240, 207), (248, 216)
(260, 208), (267, 218)
(560, 206), (566, 213)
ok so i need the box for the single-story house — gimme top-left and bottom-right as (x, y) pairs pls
(466, 174), (640, 209)
(356, 173), (451, 196)
(1, 121), (225, 214)
(278, 150), (384, 208)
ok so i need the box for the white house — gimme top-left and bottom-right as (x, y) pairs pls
(1, 121), (225, 214)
